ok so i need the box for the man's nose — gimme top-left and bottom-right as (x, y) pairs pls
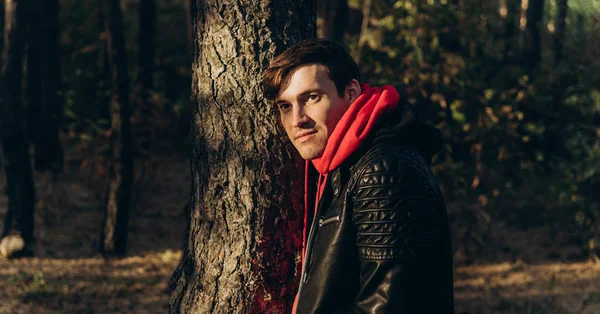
(291, 105), (309, 127)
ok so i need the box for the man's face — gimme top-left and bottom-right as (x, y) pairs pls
(275, 64), (352, 160)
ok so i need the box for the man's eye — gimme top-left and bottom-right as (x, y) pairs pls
(277, 103), (291, 111)
(308, 94), (321, 102)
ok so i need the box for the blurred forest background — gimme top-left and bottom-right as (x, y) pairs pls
(0, 0), (599, 313)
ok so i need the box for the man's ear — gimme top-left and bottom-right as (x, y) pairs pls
(345, 79), (361, 104)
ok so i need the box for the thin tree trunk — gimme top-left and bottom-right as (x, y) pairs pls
(355, 0), (372, 64)
(0, 0), (36, 250)
(0, 1), (4, 50)
(26, 0), (41, 147)
(503, 0), (521, 61)
(26, 0), (42, 143)
(184, 0), (193, 52)
(138, 0), (155, 90)
(549, 0), (569, 139)
(589, 14), (600, 66)
(35, 0), (64, 174)
(136, 0), (156, 155)
(97, 6), (111, 121)
(554, 0), (568, 66)
(523, 0), (545, 72)
(101, 0), (134, 256)
(168, 0), (314, 312)
(317, 0), (348, 44)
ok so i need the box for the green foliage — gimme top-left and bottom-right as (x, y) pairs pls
(348, 0), (600, 261)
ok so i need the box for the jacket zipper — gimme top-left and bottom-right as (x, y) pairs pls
(299, 215), (341, 286)
(300, 215), (341, 285)
(295, 148), (381, 310)
(319, 215), (340, 227)
(301, 212), (320, 282)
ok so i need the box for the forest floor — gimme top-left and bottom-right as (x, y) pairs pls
(1, 153), (600, 313)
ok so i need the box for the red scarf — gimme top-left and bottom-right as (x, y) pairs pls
(293, 84), (399, 313)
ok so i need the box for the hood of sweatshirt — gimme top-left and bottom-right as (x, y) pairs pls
(370, 101), (443, 164)
(299, 84), (399, 264)
(311, 84), (399, 175)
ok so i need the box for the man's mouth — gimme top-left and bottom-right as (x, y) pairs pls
(295, 130), (317, 142)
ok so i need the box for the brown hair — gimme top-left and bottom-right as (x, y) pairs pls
(262, 39), (361, 101)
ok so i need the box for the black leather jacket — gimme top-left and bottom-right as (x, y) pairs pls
(295, 106), (455, 314)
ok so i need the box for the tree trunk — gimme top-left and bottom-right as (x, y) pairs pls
(589, 14), (600, 66)
(97, 6), (111, 121)
(503, 0), (521, 61)
(184, 0), (193, 52)
(0, 1), (4, 50)
(33, 0), (64, 174)
(26, 0), (41, 148)
(354, 0), (372, 64)
(0, 0), (36, 250)
(523, 0), (545, 72)
(554, 0), (568, 66)
(317, 0), (348, 43)
(168, 1), (314, 313)
(101, 0), (134, 256)
(138, 0), (155, 90)
(136, 0), (156, 154)
(544, 0), (568, 117)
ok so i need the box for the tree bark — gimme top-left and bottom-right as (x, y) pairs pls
(554, 0), (568, 66)
(503, 0), (521, 61)
(354, 0), (372, 64)
(184, 0), (193, 53)
(136, 0), (156, 154)
(168, 0), (314, 313)
(523, 0), (545, 72)
(0, 0), (36, 249)
(97, 6), (111, 121)
(317, 0), (348, 44)
(0, 1), (4, 50)
(26, 0), (41, 145)
(101, 0), (134, 256)
(32, 0), (64, 174)
(138, 0), (155, 90)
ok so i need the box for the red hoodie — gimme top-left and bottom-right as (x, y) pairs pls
(293, 84), (399, 313)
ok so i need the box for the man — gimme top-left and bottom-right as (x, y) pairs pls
(262, 39), (454, 313)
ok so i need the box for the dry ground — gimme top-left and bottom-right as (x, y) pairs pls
(1, 153), (600, 313)
(455, 262), (600, 314)
(0, 153), (189, 314)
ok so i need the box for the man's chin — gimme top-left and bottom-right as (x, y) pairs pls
(298, 149), (324, 161)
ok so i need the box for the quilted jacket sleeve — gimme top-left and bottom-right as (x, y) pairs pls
(352, 146), (445, 313)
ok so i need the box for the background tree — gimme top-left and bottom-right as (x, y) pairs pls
(354, 0), (372, 64)
(317, 0), (348, 43)
(503, 0), (521, 61)
(0, 0), (4, 48)
(184, 0), (192, 48)
(135, 0), (156, 154)
(138, 0), (155, 91)
(37, 0), (64, 174)
(523, 0), (545, 73)
(0, 0), (36, 256)
(100, 0), (134, 256)
(26, 0), (41, 153)
(167, 0), (314, 312)
(27, 0), (64, 175)
(554, 0), (568, 66)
